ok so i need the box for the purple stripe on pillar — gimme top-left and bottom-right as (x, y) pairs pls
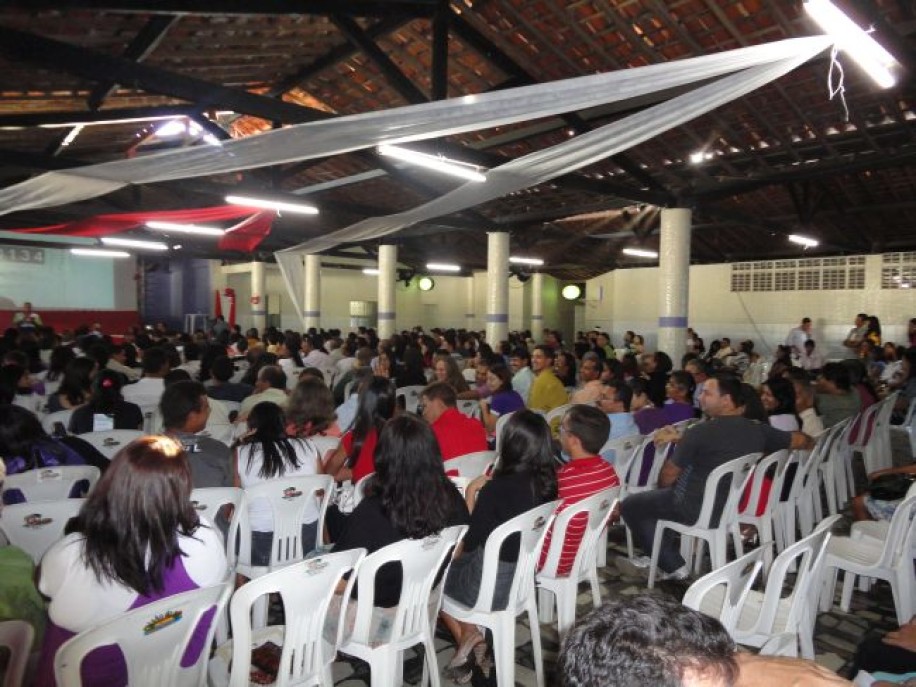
(658, 316), (688, 327)
(532, 315), (544, 320)
(378, 312), (396, 320)
(486, 314), (509, 323)
(303, 310), (321, 317)
(251, 310), (267, 316)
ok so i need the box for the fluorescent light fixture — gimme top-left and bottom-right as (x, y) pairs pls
(155, 119), (187, 138)
(146, 221), (226, 236)
(225, 194), (319, 215)
(362, 268), (380, 275)
(100, 237), (169, 251)
(622, 247), (659, 258)
(71, 248), (130, 258)
(377, 145), (487, 183)
(689, 151), (715, 164)
(561, 284), (582, 300)
(60, 125), (83, 148)
(509, 256), (544, 266)
(426, 262), (461, 272)
(804, 0), (898, 88)
(418, 276), (436, 291)
(788, 234), (819, 248)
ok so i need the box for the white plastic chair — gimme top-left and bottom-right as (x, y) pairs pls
(822, 492), (916, 625)
(0, 499), (85, 563)
(544, 403), (572, 428)
(190, 486), (246, 568)
(237, 475), (335, 581)
(862, 392), (898, 475)
(722, 515), (839, 659)
(647, 453), (760, 588)
(618, 433), (674, 560)
(737, 450), (790, 576)
(682, 547), (765, 635)
(396, 385), (426, 414)
(493, 411), (516, 458)
(55, 582), (232, 687)
(77, 429), (145, 460)
(442, 501), (559, 687)
(457, 399), (481, 419)
(0, 620), (34, 687)
(536, 487), (619, 639)
(209, 549), (365, 687)
(597, 432), (641, 466)
(309, 436), (341, 464)
(462, 367), (478, 383)
(442, 450), (495, 480)
(339, 525), (468, 687)
(889, 397), (916, 459)
(41, 409), (73, 435)
(1, 465), (99, 504)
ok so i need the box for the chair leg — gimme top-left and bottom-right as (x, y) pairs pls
(819, 567), (837, 613)
(492, 616), (517, 687)
(839, 571), (856, 613)
(527, 601), (546, 687)
(625, 525), (635, 559)
(587, 570), (602, 609)
(422, 636), (440, 687)
(555, 581), (576, 641)
(536, 587), (556, 624)
(710, 533), (726, 572)
(648, 524), (666, 589)
(596, 527), (608, 567)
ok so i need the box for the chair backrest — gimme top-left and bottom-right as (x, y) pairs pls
(1, 465), (100, 504)
(462, 367), (478, 382)
(41, 409), (74, 435)
(227, 550), (365, 687)
(544, 403), (572, 427)
(346, 525), (467, 648)
(540, 487), (619, 578)
(682, 547), (765, 634)
(396, 385), (426, 414)
(0, 499), (86, 564)
(742, 450), (790, 517)
(0, 619), (34, 687)
(471, 500), (559, 615)
(752, 516), (837, 637)
(78, 430), (145, 460)
(242, 475), (334, 569)
(308, 435), (341, 462)
(352, 472), (374, 508)
(54, 582), (231, 687)
(190, 487), (246, 568)
(618, 434), (673, 494)
(457, 399), (481, 419)
(494, 411), (516, 457)
(598, 433), (641, 467)
(443, 451), (496, 479)
(874, 492), (916, 568)
(693, 453), (760, 529)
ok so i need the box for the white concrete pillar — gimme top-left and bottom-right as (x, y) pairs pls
(303, 253), (321, 331)
(378, 244), (397, 339)
(531, 271), (544, 335)
(250, 260), (267, 333)
(657, 208), (692, 358)
(486, 232), (510, 345)
(465, 277), (476, 331)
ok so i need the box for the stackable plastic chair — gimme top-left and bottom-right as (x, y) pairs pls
(536, 487), (619, 639)
(863, 391), (899, 474)
(78, 429), (144, 460)
(396, 385), (426, 414)
(0, 620), (34, 687)
(822, 493), (916, 625)
(442, 501), (559, 687)
(544, 403), (572, 429)
(189, 486), (246, 568)
(493, 411), (516, 458)
(737, 450), (790, 576)
(457, 399), (481, 419)
(618, 433), (674, 560)
(648, 453), (760, 588)
(55, 582), (232, 687)
(41, 410), (73, 435)
(0, 499), (85, 564)
(1, 465), (99, 504)
(209, 549), (365, 687)
(338, 526), (467, 687)
(889, 397), (916, 459)
(682, 547), (765, 636)
(443, 451), (495, 480)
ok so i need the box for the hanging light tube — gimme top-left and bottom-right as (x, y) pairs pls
(788, 234), (819, 248)
(509, 256), (545, 266)
(146, 221), (226, 236)
(378, 145), (487, 183)
(622, 247), (659, 258)
(225, 194), (319, 215)
(100, 237), (169, 251)
(71, 248), (131, 258)
(804, 0), (898, 88)
(362, 268), (380, 275)
(426, 262), (462, 272)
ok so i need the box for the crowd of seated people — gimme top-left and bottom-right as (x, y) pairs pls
(2, 315), (915, 685)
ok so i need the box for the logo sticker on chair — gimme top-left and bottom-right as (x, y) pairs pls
(282, 487), (302, 500)
(38, 468), (62, 482)
(533, 516), (547, 530)
(102, 437), (121, 447)
(143, 609), (183, 635)
(305, 559), (329, 575)
(191, 501), (207, 511)
(599, 500), (610, 511)
(422, 534), (442, 550)
(24, 513), (52, 528)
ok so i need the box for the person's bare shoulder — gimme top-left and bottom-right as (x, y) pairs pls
(734, 654), (851, 687)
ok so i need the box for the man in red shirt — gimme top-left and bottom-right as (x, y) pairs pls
(419, 382), (488, 460)
(540, 404), (619, 575)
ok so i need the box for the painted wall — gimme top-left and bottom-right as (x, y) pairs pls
(585, 255), (915, 359)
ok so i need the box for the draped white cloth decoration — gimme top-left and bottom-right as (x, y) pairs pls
(0, 37), (830, 218)
(275, 36), (832, 322)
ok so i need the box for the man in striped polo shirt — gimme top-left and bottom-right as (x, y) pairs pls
(540, 405), (619, 575)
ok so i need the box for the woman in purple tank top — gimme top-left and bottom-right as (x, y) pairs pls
(35, 436), (228, 687)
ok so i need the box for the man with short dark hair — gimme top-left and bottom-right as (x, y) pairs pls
(843, 313), (870, 352)
(620, 373), (813, 580)
(161, 380), (232, 489)
(419, 381), (488, 460)
(596, 380), (639, 447)
(684, 358), (710, 409)
(301, 333), (331, 371)
(238, 365), (288, 420)
(509, 347), (535, 404)
(205, 355), (254, 402)
(539, 405), (619, 576)
(569, 352), (603, 405)
(815, 362), (861, 428)
(122, 346), (170, 409)
(528, 344), (568, 413)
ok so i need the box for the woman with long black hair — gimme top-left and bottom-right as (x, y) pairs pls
(234, 401), (322, 565)
(33, 436), (228, 687)
(47, 356), (96, 413)
(325, 376), (396, 483)
(441, 409), (558, 681)
(68, 369), (143, 434)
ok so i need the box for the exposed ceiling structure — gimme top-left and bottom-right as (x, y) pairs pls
(0, 0), (913, 281)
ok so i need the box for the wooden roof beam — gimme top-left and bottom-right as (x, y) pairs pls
(18, 1), (439, 18)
